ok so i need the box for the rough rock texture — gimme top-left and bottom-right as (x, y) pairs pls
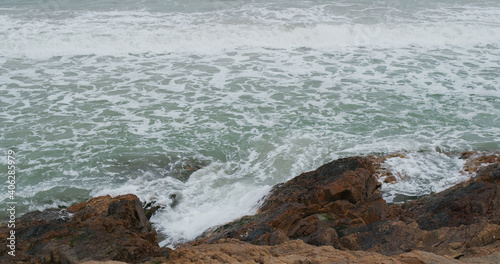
(189, 156), (500, 262)
(193, 157), (388, 248)
(461, 151), (500, 173)
(1, 153), (499, 264)
(169, 238), (462, 264)
(80, 260), (127, 264)
(0, 194), (161, 264)
(338, 161), (500, 259)
(367, 153), (407, 183)
(393, 162), (500, 229)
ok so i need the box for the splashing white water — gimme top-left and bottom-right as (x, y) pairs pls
(379, 151), (470, 203)
(0, 0), (499, 248)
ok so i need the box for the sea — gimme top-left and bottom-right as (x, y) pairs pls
(0, 0), (499, 247)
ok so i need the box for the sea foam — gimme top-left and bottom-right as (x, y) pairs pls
(0, 0), (499, 248)
(1, 9), (500, 58)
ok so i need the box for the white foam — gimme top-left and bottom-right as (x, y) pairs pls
(91, 161), (272, 247)
(1, 0), (499, 246)
(1, 8), (499, 59)
(83, 130), (341, 248)
(379, 151), (470, 203)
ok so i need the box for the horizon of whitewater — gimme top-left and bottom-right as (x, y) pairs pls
(0, 0), (499, 247)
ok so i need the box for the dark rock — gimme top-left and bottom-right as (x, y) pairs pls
(395, 162), (500, 230)
(350, 191), (388, 225)
(0, 194), (161, 264)
(2, 153), (499, 263)
(260, 156), (378, 211)
(190, 155), (500, 262)
(143, 200), (165, 220)
(337, 161), (500, 258)
(192, 157), (388, 248)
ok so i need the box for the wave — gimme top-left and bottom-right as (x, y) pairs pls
(1, 11), (499, 58)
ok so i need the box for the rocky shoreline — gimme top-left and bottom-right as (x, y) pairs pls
(1, 152), (499, 263)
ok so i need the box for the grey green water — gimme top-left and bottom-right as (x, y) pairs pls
(0, 0), (499, 246)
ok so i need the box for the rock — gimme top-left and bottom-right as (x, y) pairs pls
(461, 151), (500, 173)
(143, 200), (165, 220)
(337, 161), (500, 258)
(476, 162), (500, 183)
(0, 194), (161, 264)
(189, 155), (499, 263)
(260, 156), (379, 211)
(168, 238), (461, 264)
(367, 153), (407, 183)
(1, 153), (499, 263)
(349, 191), (388, 225)
(459, 240), (500, 263)
(80, 260), (127, 264)
(395, 162), (500, 230)
(193, 157), (388, 248)
(383, 175), (398, 183)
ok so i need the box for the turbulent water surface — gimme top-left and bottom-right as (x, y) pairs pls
(0, 0), (499, 247)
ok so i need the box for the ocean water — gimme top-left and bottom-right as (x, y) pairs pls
(0, 0), (499, 247)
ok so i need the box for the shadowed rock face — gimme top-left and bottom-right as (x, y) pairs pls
(193, 157), (389, 247)
(0, 194), (161, 264)
(190, 156), (500, 262)
(260, 156), (379, 211)
(395, 162), (500, 230)
(169, 155), (499, 263)
(1, 154), (498, 263)
(345, 161), (500, 259)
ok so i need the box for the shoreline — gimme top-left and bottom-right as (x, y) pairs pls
(0, 151), (499, 263)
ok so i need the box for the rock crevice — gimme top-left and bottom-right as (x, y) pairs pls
(1, 153), (499, 263)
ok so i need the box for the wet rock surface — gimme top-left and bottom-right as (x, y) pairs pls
(460, 151), (500, 173)
(188, 155), (500, 262)
(0, 194), (161, 264)
(193, 156), (388, 248)
(1, 153), (499, 263)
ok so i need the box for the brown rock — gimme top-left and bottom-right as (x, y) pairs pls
(189, 154), (499, 263)
(0, 194), (161, 264)
(80, 260), (127, 264)
(2, 153), (499, 263)
(260, 156), (378, 211)
(288, 214), (319, 238)
(350, 191), (388, 225)
(396, 162), (500, 230)
(303, 226), (339, 246)
(335, 161), (500, 259)
(324, 199), (354, 217)
(168, 239), (462, 264)
(383, 174), (398, 183)
(192, 157), (388, 249)
(461, 151), (500, 173)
